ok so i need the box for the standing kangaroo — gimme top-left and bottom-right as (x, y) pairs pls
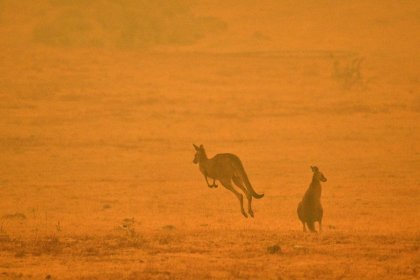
(297, 166), (327, 232)
(192, 144), (264, 218)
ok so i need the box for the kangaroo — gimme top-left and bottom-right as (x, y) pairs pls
(192, 144), (264, 218)
(297, 166), (327, 232)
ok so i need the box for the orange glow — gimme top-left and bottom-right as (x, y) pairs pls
(0, 1), (419, 278)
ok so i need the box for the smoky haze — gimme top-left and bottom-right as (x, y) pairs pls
(0, 1), (418, 52)
(0, 1), (419, 279)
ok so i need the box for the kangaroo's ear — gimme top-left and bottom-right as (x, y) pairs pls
(199, 144), (204, 149)
(193, 144), (199, 151)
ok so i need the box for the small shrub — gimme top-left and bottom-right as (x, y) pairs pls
(33, 235), (62, 255)
(162, 224), (176, 231)
(14, 250), (26, 258)
(332, 55), (367, 90)
(2, 213), (27, 220)
(103, 204), (112, 210)
(267, 244), (282, 254)
(114, 218), (146, 249)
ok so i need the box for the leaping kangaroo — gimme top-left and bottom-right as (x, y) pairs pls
(192, 144), (264, 218)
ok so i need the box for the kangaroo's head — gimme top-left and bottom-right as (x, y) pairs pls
(311, 166), (327, 182)
(193, 144), (206, 164)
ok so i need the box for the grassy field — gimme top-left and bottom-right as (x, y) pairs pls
(0, 47), (418, 279)
(0, 1), (419, 279)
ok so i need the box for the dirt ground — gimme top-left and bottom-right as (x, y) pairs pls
(0, 1), (419, 279)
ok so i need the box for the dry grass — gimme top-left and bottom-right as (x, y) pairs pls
(0, 226), (418, 279)
(0, 49), (418, 279)
(0, 2), (419, 278)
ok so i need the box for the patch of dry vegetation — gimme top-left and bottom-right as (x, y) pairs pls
(1, 0), (226, 48)
(0, 211), (418, 279)
(331, 54), (369, 90)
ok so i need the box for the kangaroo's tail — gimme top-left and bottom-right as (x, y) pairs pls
(307, 221), (317, 232)
(234, 157), (264, 199)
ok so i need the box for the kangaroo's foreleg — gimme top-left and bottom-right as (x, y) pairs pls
(220, 179), (247, 218)
(204, 175), (218, 188)
(204, 175), (212, 188)
(233, 176), (253, 217)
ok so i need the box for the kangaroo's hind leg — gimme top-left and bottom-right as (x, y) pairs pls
(233, 176), (253, 217)
(220, 178), (248, 218)
(318, 206), (324, 232)
(302, 222), (307, 232)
